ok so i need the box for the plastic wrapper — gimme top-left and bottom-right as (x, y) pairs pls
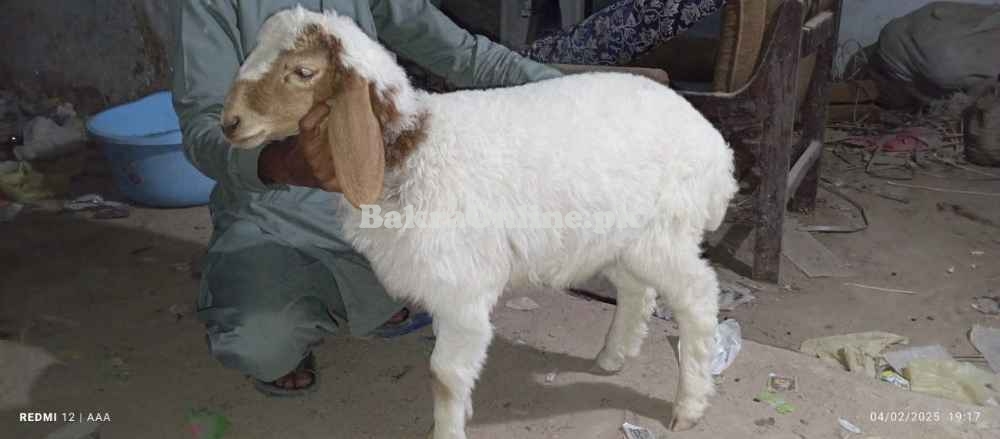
(878, 368), (911, 390)
(622, 422), (655, 439)
(711, 319), (742, 375)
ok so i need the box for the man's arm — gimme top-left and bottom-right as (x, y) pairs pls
(369, 0), (562, 88)
(170, 0), (272, 192)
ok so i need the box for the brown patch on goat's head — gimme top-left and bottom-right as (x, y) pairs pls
(221, 23), (343, 147)
(221, 8), (427, 207)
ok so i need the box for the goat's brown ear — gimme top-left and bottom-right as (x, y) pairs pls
(326, 72), (385, 208)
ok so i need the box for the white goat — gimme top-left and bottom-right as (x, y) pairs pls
(221, 7), (737, 439)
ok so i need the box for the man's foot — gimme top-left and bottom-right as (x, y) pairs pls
(253, 352), (318, 397)
(272, 369), (314, 390)
(371, 307), (433, 339)
(386, 308), (410, 325)
(251, 308), (431, 398)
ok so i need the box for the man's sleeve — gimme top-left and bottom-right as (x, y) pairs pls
(170, 0), (271, 193)
(369, 0), (563, 89)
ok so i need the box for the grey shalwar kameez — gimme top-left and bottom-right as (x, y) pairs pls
(170, 0), (561, 381)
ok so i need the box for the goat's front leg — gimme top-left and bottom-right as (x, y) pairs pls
(428, 303), (494, 439)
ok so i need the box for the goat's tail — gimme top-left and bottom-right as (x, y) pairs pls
(704, 148), (739, 233)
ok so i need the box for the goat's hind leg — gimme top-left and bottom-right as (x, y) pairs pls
(427, 301), (494, 439)
(622, 235), (720, 431)
(595, 266), (657, 373)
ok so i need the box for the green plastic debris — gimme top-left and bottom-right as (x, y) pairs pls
(186, 409), (230, 439)
(0, 161), (56, 202)
(755, 391), (794, 414)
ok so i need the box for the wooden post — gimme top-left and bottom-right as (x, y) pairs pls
(549, 63), (670, 84)
(680, 0), (807, 283)
(499, 0), (534, 51)
(749, 0), (803, 282)
(559, 0), (587, 28)
(789, 0), (843, 212)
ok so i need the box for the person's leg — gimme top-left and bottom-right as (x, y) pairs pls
(522, 0), (728, 65)
(197, 220), (341, 390)
(317, 249), (432, 338)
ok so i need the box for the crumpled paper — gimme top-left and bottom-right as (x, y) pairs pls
(800, 331), (908, 376)
(904, 359), (1000, 406)
(0, 340), (60, 410)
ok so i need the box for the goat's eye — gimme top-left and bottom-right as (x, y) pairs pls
(294, 67), (316, 80)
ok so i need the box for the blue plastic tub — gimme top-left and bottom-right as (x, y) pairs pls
(86, 91), (216, 207)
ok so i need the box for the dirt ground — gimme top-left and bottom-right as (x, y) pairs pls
(726, 153), (1000, 357)
(2, 149), (1000, 438)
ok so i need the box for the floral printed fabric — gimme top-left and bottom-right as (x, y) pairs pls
(522, 0), (727, 66)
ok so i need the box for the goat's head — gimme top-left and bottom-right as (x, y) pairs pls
(222, 6), (421, 207)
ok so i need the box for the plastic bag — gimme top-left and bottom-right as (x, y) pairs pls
(877, 2), (1000, 94)
(711, 319), (742, 375)
(13, 116), (86, 161)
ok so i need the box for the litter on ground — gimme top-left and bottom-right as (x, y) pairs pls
(622, 422), (655, 439)
(505, 297), (540, 311)
(800, 332), (909, 376)
(969, 325), (1000, 374)
(711, 319), (742, 375)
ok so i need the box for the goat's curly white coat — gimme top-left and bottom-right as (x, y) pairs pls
(235, 7), (738, 439)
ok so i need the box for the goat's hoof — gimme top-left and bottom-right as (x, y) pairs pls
(595, 350), (626, 374)
(669, 415), (699, 432)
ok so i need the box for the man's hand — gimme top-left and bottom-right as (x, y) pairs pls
(257, 104), (341, 191)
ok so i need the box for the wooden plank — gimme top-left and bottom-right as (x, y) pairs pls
(550, 64), (671, 85)
(782, 219), (854, 278)
(559, 0), (587, 28)
(829, 80), (879, 104)
(790, 0), (844, 212)
(681, 93), (765, 139)
(786, 140), (822, 196)
(826, 103), (881, 123)
(800, 10), (834, 57)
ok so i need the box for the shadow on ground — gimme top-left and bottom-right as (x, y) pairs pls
(1, 208), (679, 438)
